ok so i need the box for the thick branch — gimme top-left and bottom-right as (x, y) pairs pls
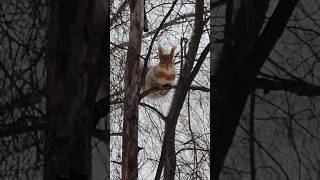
(256, 78), (320, 97)
(0, 121), (109, 144)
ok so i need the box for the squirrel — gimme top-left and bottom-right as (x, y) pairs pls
(140, 46), (177, 98)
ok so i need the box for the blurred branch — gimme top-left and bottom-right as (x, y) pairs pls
(256, 77), (320, 97)
(0, 120), (109, 144)
(0, 117), (44, 138)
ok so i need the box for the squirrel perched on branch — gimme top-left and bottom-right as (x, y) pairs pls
(140, 46), (177, 98)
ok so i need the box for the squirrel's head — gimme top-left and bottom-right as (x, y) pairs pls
(158, 46), (176, 69)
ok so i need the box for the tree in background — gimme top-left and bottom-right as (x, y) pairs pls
(0, 1), (50, 179)
(0, 0), (110, 179)
(44, 0), (108, 179)
(213, 0), (320, 179)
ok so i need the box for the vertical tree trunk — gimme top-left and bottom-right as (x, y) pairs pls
(121, 0), (144, 180)
(44, 0), (107, 179)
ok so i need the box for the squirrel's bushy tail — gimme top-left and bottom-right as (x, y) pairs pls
(138, 61), (150, 90)
(138, 61), (149, 76)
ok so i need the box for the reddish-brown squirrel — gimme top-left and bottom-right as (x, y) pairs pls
(141, 46), (177, 98)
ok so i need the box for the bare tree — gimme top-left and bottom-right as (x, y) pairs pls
(212, 0), (320, 179)
(110, 0), (210, 179)
(0, 1), (50, 179)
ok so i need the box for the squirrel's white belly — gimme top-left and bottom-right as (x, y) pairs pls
(152, 66), (175, 84)
(144, 66), (175, 90)
(155, 76), (174, 85)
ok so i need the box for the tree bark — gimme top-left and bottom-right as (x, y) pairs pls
(121, 0), (144, 180)
(44, 0), (107, 179)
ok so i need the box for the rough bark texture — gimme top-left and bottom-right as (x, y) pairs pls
(212, 0), (299, 179)
(44, 0), (107, 179)
(121, 0), (144, 179)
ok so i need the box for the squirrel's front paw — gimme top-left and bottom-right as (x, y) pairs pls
(159, 90), (169, 95)
(159, 84), (171, 95)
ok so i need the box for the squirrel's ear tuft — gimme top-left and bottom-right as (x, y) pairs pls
(158, 47), (163, 62)
(169, 46), (176, 61)
(158, 47), (163, 57)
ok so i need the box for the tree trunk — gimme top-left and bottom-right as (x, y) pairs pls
(212, 0), (298, 179)
(44, 0), (107, 179)
(121, 0), (144, 180)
